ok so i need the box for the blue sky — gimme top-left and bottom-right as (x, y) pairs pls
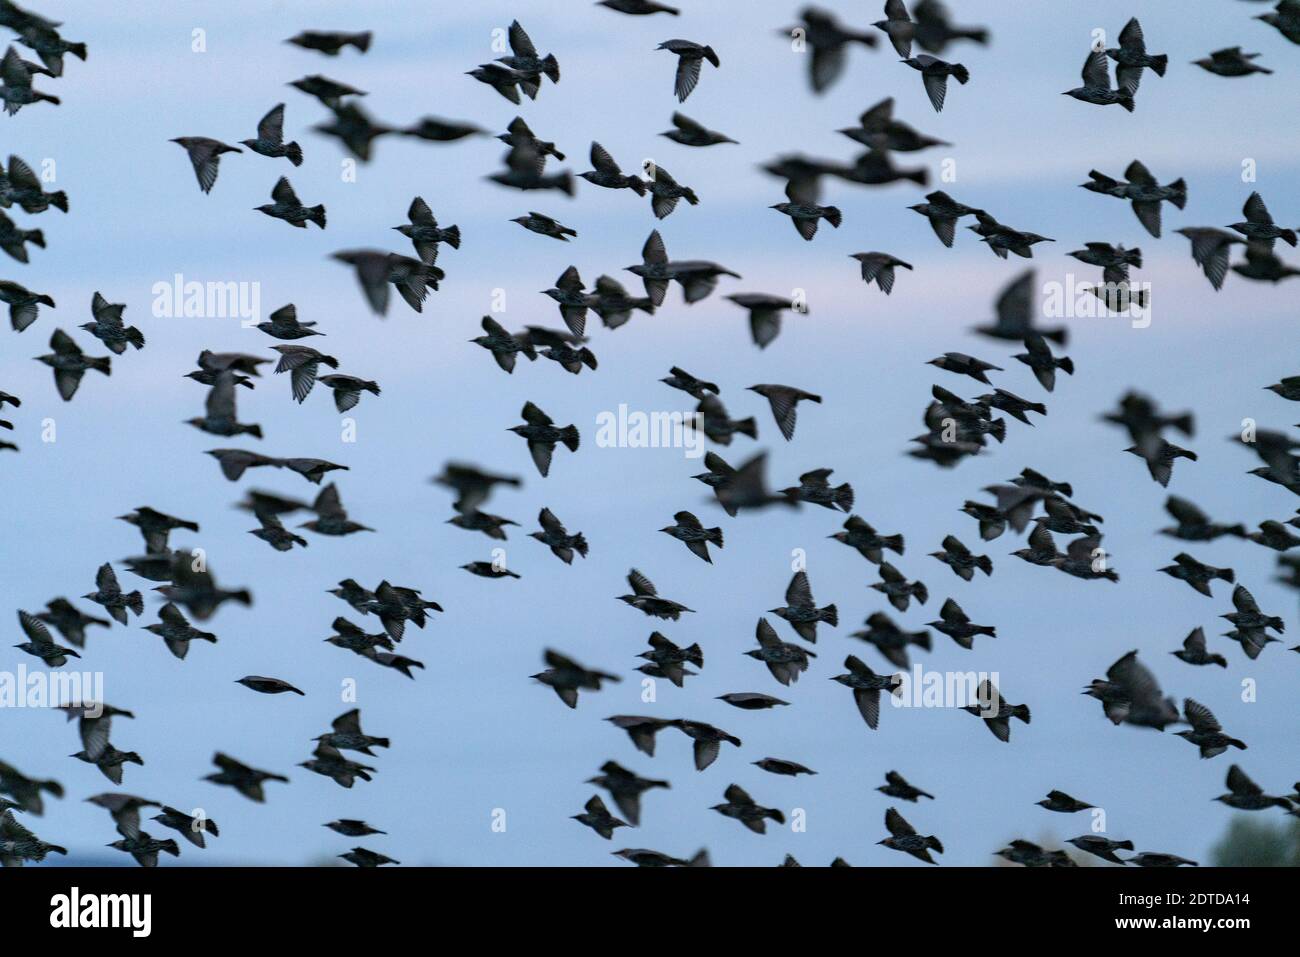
(1, 0), (1298, 866)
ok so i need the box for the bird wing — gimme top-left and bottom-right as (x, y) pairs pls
(673, 510), (703, 530)
(520, 400), (553, 426)
(939, 597), (966, 623)
(257, 103), (286, 146)
(19, 610), (55, 648)
(1232, 584), (1260, 614)
(810, 45), (846, 93)
(1226, 764), (1261, 797)
(589, 141), (620, 174)
(1243, 191), (1272, 226)
(1183, 627), (1207, 654)
(627, 569), (657, 596)
(1118, 18), (1145, 54)
(674, 55), (702, 101)
(95, 562), (120, 597)
(538, 507), (565, 535)
(920, 71), (948, 112)
(854, 688), (881, 729)
(693, 739), (720, 771)
(641, 229), (668, 265)
(1183, 698), (1220, 733)
(508, 20), (538, 58)
(885, 806), (915, 837)
(526, 440), (553, 477)
(332, 709), (363, 735)
(1107, 650), (1160, 702)
(1165, 495), (1208, 526)
(763, 390), (800, 441)
(271, 176), (299, 205)
(554, 265), (584, 294)
(1081, 49), (1111, 89)
(755, 616), (781, 649)
(723, 783), (753, 806)
(312, 483), (346, 520)
(785, 570), (813, 606)
(206, 372), (237, 420)
(407, 196), (435, 226)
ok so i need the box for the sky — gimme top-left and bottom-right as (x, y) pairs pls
(1, 0), (1298, 867)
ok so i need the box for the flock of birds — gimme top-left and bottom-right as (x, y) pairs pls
(2, 0), (1300, 868)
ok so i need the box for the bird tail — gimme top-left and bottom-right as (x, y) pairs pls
(1226, 524), (1247, 538)
(48, 190), (68, 212)
(976, 556), (993, 576)
(989, 419), (1007, 444)
(373, 737), (391, 749)
(1167, 179), (1188, 210)
(823, 206), (843, 229)
(961, 28), (989, 45)
(628, 178), (648, 197)
(1125, 248), (1143, 269)
(27, 228), (44, 248)
(91, 356), (111, 376)
(834, 483), (854, 511)
(682, 642), (704, 667)
(1217, 567), (1235, 584)
(442, 224), (461, 249)
(1012, 704), (1031, 724)
(976, 625), (997, 637)
(68, 42), (88, 61)
(560, 426), (580, 452)
(572, 533), (589, 558)
(542, 54), (561, 84)
(884, 533), (904, 555)
(706, 526), (724, 547)
(285, 142), (304, 167)
(352, 32), (373, 53)
(1280, 229), (1298, 248)
(1149, 54), (1168, 77)
(1057, 357), (1075, 376)
(231, 589), (253, 606)
(558, 172), (575, 197)
(820, 604), (838, 627)
(307, 205), (326, 229)
(1119, 93), (1135, 113)
(912, 630), (932, 651)
(1115, 839), (1135, 851)
(364, 380), (381, 395)
(951, 65), (970, 85)
(126, 327), (145, 350)
(906, 168), (929, 186)
(1167, 413), (1194, 436)
(683, 188), (700, 206)
(47, 843), (68, 856)
(912, 582), (929, 605)
(126, 591), (144, 616)
(1230, 738), (1247, 751)
(734, 417), (758, 439)
(246, 424), (264, 440)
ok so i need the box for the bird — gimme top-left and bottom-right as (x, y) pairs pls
(571, 795), (629, 840)
(782, 469), (853, 512)
(288, 74), (367, 107)
(674, 720), (741, 771)
(1160, 496), (1245, 541)
(770, 570), (837, 643)
(1215, 765), (1293, 811)
(598, 0), (679, 14)
(618, 569), (693, 620)
(753, 757), (815, 778)
(747, 617), (816, 686)
(995, 840), (1075, 868)
(1037, 790), (1094, 813)
(960, 678), (1030, 742)
(1084, 650), (1179, 729)
(35, 598), (109, 648)
(725, 293), (804, 350)
(909, 190), (981, 247)
(317, 374), (380, 413)
(969, 211), (1055, 259)
(878, 807), (943, 864)
(605, 716), (676, 757)
(143, 602), (217, 660)
(530, 508), (588, 564)
(657, 39), (719, 101)
(1063, 49), (1134, 111)
(0, 154), (68, 212)
(930, 535), (992, 580)
(1014, 334), (1074, 393)
(1229, 192), (1297, 249)
(0, 279), (54, 332)
(286, 30), (371, 56)
(927, 598), (995, 649)
(496, 21), (559, 86)
(187, 371), (261, 439)
(0, 208), (43, 262)
(1128, 852), (1198, 867)
(236, 676), (304, 696)
(717, 692), (788, 711)
(393, 196), (460, 263)
(512, 212), (576, 241)
(324, 819), (384, 838)
(874, 0), (915, 57)
(74, 292), (142, 355)
(1081, 161), (1186, 238)
(586, 761), (669, 826)
(72, 745), (144, 786)
(712, 784), (783, 833)
(579, 141), (646, 196)
(541, 266), (589, 336)
(510, 401), (580, 477)
(771, 200), (840, 240)
(57, 702), (133, 763)
(315, 709), (388, 755)
(626, 229), (740, 306)
(1159, 553), (1234, 597)
(533, 649), (620, 708)
(1105, 18), (1167, 92)
(170, 137), (241, 193)
(36, 329), (110, 401)
(300, 742), (375, 788)
(1067, 835), (1134, 865)
(0, 46), (60, 114)
(1176, 699), (1247, 758)
(831, 515), (904, 564)
(1192, 47), (1271, 77)
(1175, 227), (1245, 290)
(256, 176), (325, 229)
(878, 770), (933, 802)
(851, 252), (912, 294)
(241, 103), (303, 166)
(1172, 627), (1228, 669)
(901, 54), (969, 112)
(927, 352), (1001, 385)
(748, 384), (822, 441)
(870, 563), (929, 613)
(14, 610), (80, 667)
(660, 112), (735, 147)
(83, 563), (143, 625)
(831, 655), (901, 729)
(636, 632), (703, 688)
(1256, 1), (1300, 44)
(339, 847), (399, 868)
(150, 806), (217, 842)
(0, 810), (67, 866)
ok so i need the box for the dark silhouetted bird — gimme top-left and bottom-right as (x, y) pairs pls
(1081, 160), (1186, 238)
(851, 252), (912, 294)
(636, 632), (703, 688)
(1215, 765), (1292, 811)
(530, 508), (587, 564)
(712, 784), (783, 833)
(660, 111), (735, 147)
(748, 383), (821, 441)
(36, 329), (110, 400)
(747, 617), (816, 685)
(870, 563), (929, 612)
(143, 602), (217, 660)
(961, 678), (1030, 742)
(626, 229), (740, 306)
(510, 401), (579, 477)
(83, 563), (142, 625)
(288, 74), (367, 107)
(324, 819), (383, 838)
(1176, 698), (1247, 758)
(300, 741), (374, 788)
(1128, 851), (1198, 867)
(394, 196), (460, 263)
(1106, 18), (1167, 92)
(770, 570), (837, 643)
(1193, 47), (1270, 77)
(0, 154), (68, 212)
(1038, 790), (1093, 813)
(1172, 627), (1227, 668)
(36, 598), (108, 648)
(572, 794), (628, 839)
(832, 655), (901, 730)
(831, 515), (904, 564)
(534, 649), (619, 708)
(725, 293), (804, 350)
(1159, 553), (1234, 597)
(286, 30), (371, 56)
(237, 675), (304, 696)
(674, 719), (741, 770)
(1229, 191), (1297, 249)
(1064, 50), (1134, 111)
(1256, 1), (1300, 44)
(927, 598), (995, 649)
(657, 39), (719, 101)
(1175, 227), (1245, 290)
(257, 176), (325, 229)
(659, 510), (722, 563)
(586, 761), (669, 826)
(878, 770), (933, 802)
(241, 103), (303, 166)
(74, 292), (141, 355)
(618, 568), (693, 620)
(754, 757), (815, 777)
(1067, 835), (1133, 865)
(171, 136), (241, 193)
(15, 609), (80, 666)
(901, 54), (968, 112)
(879, 807), (943, 863)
